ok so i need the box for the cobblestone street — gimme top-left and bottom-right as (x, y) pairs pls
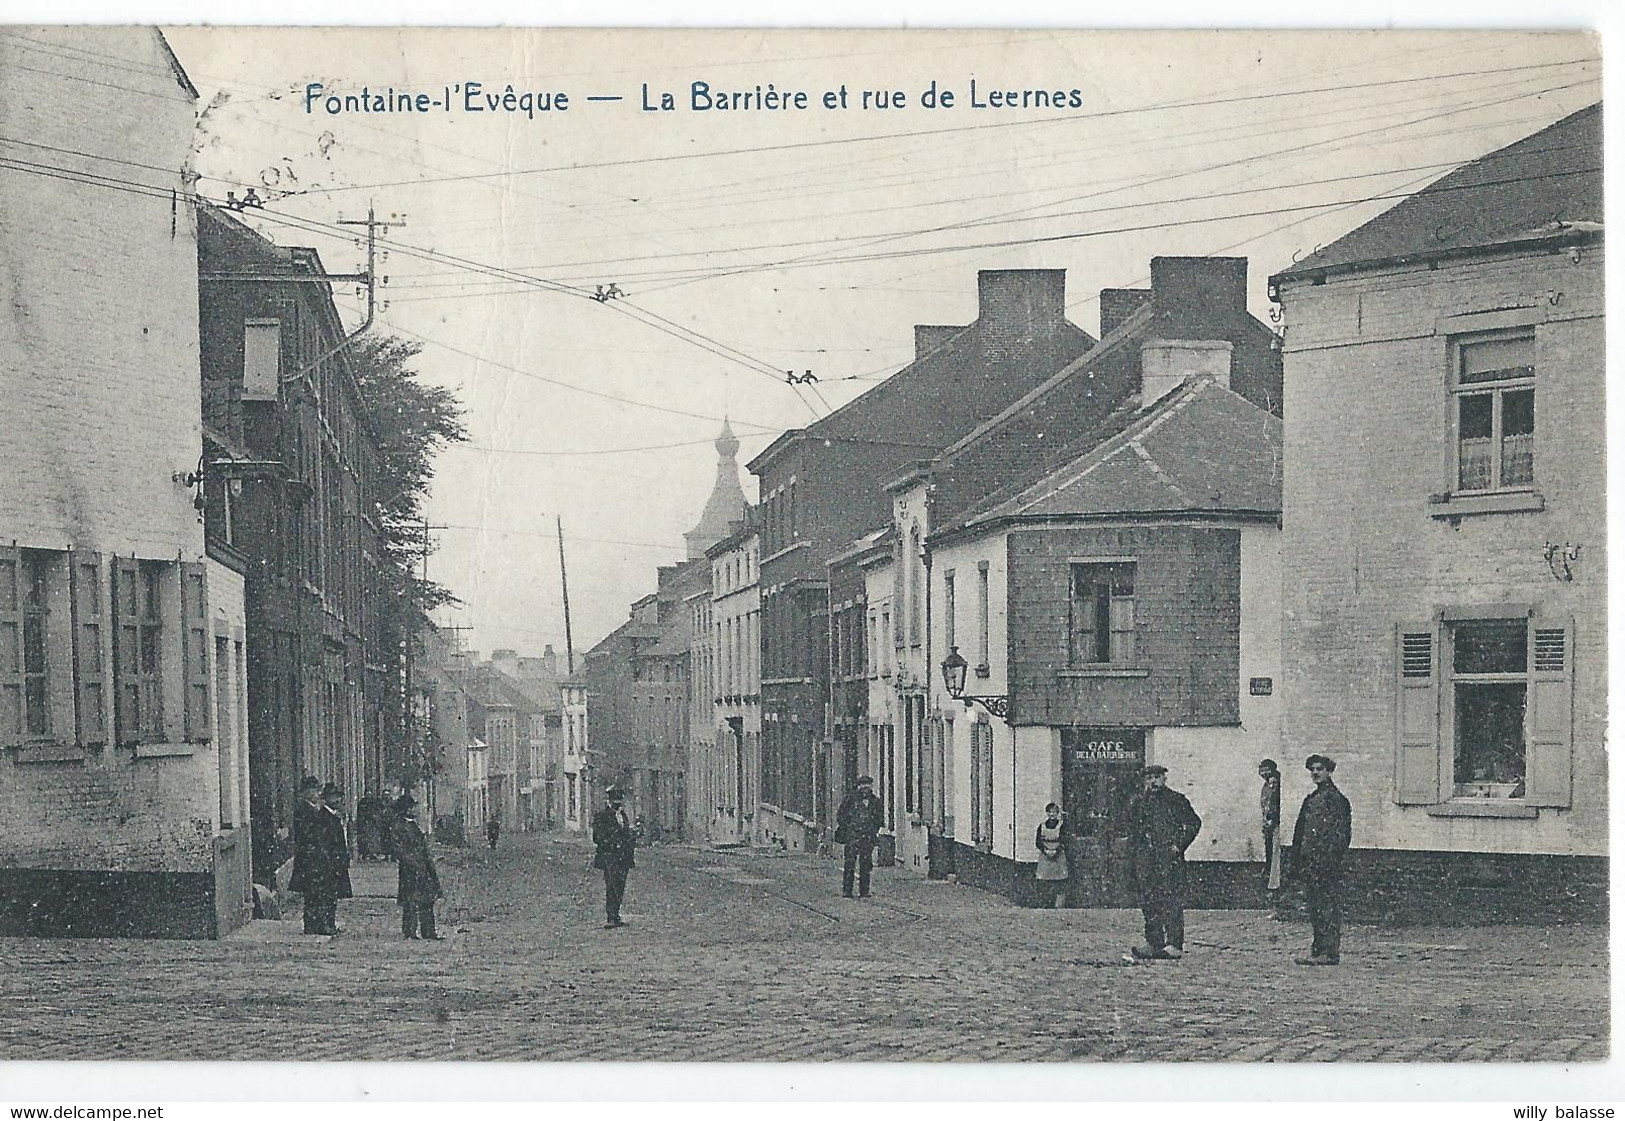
(0, 833), (1607, 1063)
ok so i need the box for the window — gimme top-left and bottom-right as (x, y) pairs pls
(1453, 330), (1535, 492)
(113, 560), (168, 743)
(21, 551), (49, 737)
(970, 721), (994, 848)
(242, 319), (281, 401)
(976, 561), (990, 671)
(943, 570), (956, 650)
(880, 607), (892, 674)
(1069, 562), (1136, 665)
(1395, 615), (1573, 808)
(867, 608), (878, 677)
(567, 773), (579, 821)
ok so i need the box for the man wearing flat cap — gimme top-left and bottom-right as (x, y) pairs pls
(834, 775), (884, 898)
(1291, 754), (1352, 965)
(1127, 764), (1202, 960)
(592, 786), (636, 928)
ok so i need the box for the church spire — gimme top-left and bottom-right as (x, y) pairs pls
(685, 419), (748, 560)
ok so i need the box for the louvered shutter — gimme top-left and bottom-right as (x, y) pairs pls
(1394, 622), (1441, 804)
(69, 552), (106, 746)
(1524, 618), (1573, 807)
(0, 545), (23, 745)
(181, 562), (211, 742)
(111, 556), (140, 744)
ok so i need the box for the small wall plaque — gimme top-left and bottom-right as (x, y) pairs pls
(1249, 677), (1273, 696)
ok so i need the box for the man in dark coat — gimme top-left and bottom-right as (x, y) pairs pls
(592, 786), (636, 929)
(1126, 764), (1202, 960)
(320, 783), (354, 934)
(834, 775), (884, 898)
(391, 794), (443, 940)
(1291, 753), (1352, 965)
(290, 775), (338, 936)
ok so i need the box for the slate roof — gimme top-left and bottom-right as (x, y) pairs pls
(747, 293), (1094, 474)
(945, 377), (1281, 539)
(1275, 103), (1602, 280)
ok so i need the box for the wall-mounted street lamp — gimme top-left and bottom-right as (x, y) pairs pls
(940, 645), (1009, 720)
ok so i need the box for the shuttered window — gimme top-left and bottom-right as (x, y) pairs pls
(1393, 616), (1573, 808)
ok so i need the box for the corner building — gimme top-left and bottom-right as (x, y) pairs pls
(1271, 105), (1605, 921)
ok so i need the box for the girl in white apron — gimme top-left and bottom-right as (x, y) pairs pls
(1034, 802), (1070, 908)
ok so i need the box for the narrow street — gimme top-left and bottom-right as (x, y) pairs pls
(0, 833), (1606, 1063)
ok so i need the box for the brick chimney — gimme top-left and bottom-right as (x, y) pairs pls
(542, 644), (557, 675)
(914, 324), (964, 361)
(1099, 288), (1151, 338)
(1136, 257), (1246, 405)
(976, 269), (1067, 361)
(491, 648), (518, 674)
(1149, 256), (1249, 338)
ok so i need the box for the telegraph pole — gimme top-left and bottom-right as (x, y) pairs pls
(557, 516), (575, 675)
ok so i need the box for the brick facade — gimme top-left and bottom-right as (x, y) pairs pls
(1007, 526), (1243, 728)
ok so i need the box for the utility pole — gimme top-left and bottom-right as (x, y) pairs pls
(557, 516), (575, 675)
(336, 203), (406, 332)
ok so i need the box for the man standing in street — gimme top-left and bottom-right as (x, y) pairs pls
(834, 775), (883, 898)
(592, 785), (636, 929)
(290, 775), (337, 937)
(1258, 759), (1283, 895)
(1127, 764), (1202, 961)
(1291, 753), (1352, 965)
(320, 782), (353, 934)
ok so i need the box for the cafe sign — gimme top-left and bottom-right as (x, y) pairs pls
(1063, 727), (1145, 763)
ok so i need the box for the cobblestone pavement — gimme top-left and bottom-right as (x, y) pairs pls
(0, 833), (1607, 1062)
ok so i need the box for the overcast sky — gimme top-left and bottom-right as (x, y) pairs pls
(151, 27), (1600, 659)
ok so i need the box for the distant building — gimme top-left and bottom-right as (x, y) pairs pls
(0, 29), (252, 938)
(697, 513), (760, 845)
(1271, 105), (1605, 921)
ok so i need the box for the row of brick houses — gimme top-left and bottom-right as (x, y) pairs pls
(648, 105), (1602, 921)
(566, 104), (1600, 923)
(0, 29), (428, 937)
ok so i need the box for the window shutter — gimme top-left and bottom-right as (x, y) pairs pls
(181, 562), (212, 742)
(1524, 617), (1573, 807)
(69, 552), (107, 746)
(1394, 622), (1441, 804)
(0, 545), (22, 745)
(111, 556), (140, 744)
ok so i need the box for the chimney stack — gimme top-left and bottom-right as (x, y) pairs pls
(976, 269), (1067, 361)
(914, 324), (964, 361)
(1098, 288), (1151, 338)
(1149, 256), (1249, 338)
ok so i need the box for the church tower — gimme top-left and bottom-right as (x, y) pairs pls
(684, 420), (748, 559)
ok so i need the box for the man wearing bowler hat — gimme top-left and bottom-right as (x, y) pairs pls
(1127, 764), (1202, 960)
(834, 775), (884, 899)
(592, 785), (636, 928)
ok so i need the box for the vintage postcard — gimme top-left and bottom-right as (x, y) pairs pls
(0, 21), (1607, 1095)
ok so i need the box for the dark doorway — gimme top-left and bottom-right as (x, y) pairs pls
(1061, 727), (1145, 906)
